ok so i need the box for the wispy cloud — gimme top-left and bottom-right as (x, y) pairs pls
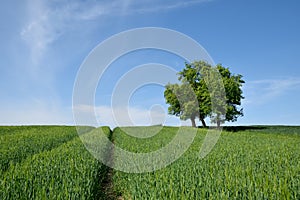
(21, 0), (59, 65)
(16, 0), (213, 127)
(130, 0), (212, 14)
(0, 100), (73, 125)
(73, 104), (187, 128)
(57, 0), (213, 20)
(243, 78), (300, 105)
(20, 0), (212, 64)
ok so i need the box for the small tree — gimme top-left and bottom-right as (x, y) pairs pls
(164, 61), (244, 127)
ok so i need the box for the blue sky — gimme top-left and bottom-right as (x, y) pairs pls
(1, 0), (300, 126)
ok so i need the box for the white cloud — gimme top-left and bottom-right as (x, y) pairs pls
(16, 0), (213, 127)
(73, 104), (186, 128)
(20, 0), (59, 65)
(131, 0), (212, 14)
(0, 101), (73, 125)
(65, 0), (213, 20)
(20, 0), (212, 64)
(243, 78), (300, 105)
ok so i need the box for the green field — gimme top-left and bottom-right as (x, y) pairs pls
(0, 126), (111, 200)
(1, 126), (300, 199)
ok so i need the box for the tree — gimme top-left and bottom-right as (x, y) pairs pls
(216, 64), (245, 124)
(164, 61), (244, 127)
(164, 83), (199, 127)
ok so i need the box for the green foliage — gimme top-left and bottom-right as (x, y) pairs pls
(112, 126), (300, 199)
(165, 61), (244, 127)
(164, 83), (198, 122)
(216, 64), (244, 122)
(0, 126), (111, 200)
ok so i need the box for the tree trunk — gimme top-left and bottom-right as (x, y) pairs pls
(191, 117), (196, 128)
(200, 118), (207, 128)
(217, 120), (221, 128)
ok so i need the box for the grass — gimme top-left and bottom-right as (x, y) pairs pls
(0, 126), (111, 200)
(0, 126), (82, 172)
(112, 126), (300, 199)
(1, 125), (300, 199)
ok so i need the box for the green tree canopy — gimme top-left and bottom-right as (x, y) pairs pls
(164, 61), (244, 127)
